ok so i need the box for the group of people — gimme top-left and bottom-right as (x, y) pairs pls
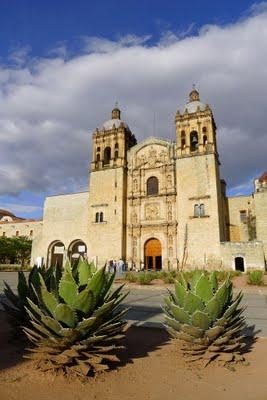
(107, 259), (126, 274)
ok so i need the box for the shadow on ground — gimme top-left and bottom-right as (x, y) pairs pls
(114, 325), (170, 370)
(0, 311), (28, 372)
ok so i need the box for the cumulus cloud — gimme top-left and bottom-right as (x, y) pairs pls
(0, 3), (267, 204)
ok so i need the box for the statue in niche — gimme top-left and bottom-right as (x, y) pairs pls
(168, 235), (173, 244)
(159, 150), (168, 163)
(145, 204), (159, 220)
(168, 211), (172, 221)
(133, 179), (138, 192)
(132, 212), (137, 224)
(148, 149), (157, 167)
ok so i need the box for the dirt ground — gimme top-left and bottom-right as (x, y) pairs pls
(0, 312), (267, 400)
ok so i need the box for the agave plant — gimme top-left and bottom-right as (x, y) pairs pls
(163, 271), (246, 366)
(1, 265), (58, 331)
(23, 259), (129, 376)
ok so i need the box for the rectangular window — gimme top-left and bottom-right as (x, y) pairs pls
(194, 204), (200, 217)
(240, 210), (247, 223)
(2, 232), (6, 237)
(15, 231), (19, 236)
(115, 195), (117, 201)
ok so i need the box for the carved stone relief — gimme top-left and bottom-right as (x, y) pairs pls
(133, 179), (138, 192)
(167, 174), (172, 188)
(131, 211), (137, 224)
(145, 203), (160, 220)
(167, 202), (172, 221)
(135, 146), (169, 169)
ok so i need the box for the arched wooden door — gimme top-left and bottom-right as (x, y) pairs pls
(48, 241), (65, 268)
(68, 240), (87, 266)
(144, 238), (162, 270)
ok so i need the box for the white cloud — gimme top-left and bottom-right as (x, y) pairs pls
(8, 45), (32, 66)
(0, 203), (42, 216)
(0, 4), (267, 200)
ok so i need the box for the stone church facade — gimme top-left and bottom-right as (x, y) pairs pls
(1, 89), (266, 271)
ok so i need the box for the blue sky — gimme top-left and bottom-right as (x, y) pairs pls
(0, 0), (255, 57)
(0, 0), (266, 218)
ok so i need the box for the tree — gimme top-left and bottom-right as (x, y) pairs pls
(12, 236), (32, 267)
(0, 236), (32, 267)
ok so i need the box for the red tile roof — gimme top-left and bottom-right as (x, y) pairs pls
(259, 171), (267, 183)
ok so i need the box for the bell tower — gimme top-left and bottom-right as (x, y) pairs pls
(175, 88), (226, 267)
(175, 88), (218, 158)
(88, 107), (136, 266)
(91, 107), (136, 171)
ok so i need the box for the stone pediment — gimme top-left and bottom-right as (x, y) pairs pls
(128, 137), (174, 169)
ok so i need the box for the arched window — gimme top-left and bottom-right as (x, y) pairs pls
(202, 127), (207, 133)
(100, 212), (104, 222)
(95, 212), (99, 223)
(96, 153), (100, 162)
(190, 131), (199, 152)
(199, 204), (205, 216)
(203, 135), (208, 147)
(194, 204), (199, 217)
(114, 150), (119, 159)
(97, 146), (101, 152)
(181, 131), (186, 149)
(147, 176), (159, 196)
(115, 143), (119, 149)
(104, 147), (111, 165)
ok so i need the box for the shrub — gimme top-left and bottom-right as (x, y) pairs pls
(0, 264), (31, 271)
(1, 265), (57, 331)
(164, 274), (176, 284)
(163, 270), (246, 366)
(124, 271), (138, 283)
(137, 272), (154, 285)
(247, 270), (264, 286)
(23, 259), (129, 376)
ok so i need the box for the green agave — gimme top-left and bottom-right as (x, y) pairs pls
(163, 271), (246, 366)
(1, 264), (58, 330)
(23, 259), (129, 376)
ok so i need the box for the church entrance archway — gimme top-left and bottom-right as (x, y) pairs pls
(144, 238), (162, 270)
(68, 240), (87, 266)
(48, 240), (65, 268)
(234, 256), (245, 272)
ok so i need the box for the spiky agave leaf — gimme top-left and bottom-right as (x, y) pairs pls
(23, 262), (129, 377)
(163, 271), (246, 366)
(1, 266), (53, 331)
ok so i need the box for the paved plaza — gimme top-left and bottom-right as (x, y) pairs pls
(1, 272), (267, 337)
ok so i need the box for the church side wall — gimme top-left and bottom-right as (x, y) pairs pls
(227, 196), (252, 242)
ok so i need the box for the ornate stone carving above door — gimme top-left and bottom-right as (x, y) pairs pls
(145, 203), (160, 220)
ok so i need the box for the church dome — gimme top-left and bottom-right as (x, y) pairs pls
(102, 106), (130, 131)
(183, 88), (207, 114)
